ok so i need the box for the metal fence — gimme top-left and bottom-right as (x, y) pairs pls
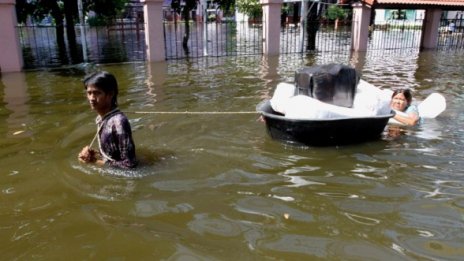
(437, 18), (464, 50)
(17, 21), (146, 69)
(18, 25), (76, 68)
(368, 18), (424, 50)
(17, 12), (464, 68)
(164, 20), (263, 59)
(85, 22), (146, 63)
(280, 20), (352, 55)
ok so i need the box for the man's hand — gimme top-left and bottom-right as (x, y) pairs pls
(78, 146), (97, 163)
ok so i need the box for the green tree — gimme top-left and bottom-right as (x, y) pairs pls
(236, 0), (262, 20)
(16, 0), (70, 62)
(305, 1), (323, 51)
(212, 0), (235, 14)
(171, 0), (198, 53)
(86, 0), (129, 25)
(325, 5), (348, 21)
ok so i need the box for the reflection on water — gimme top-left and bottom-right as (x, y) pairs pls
(1, 50), (464, 259)
(1, 73), (31, 138)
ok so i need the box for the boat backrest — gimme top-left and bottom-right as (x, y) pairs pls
(295, 64), (359, 108)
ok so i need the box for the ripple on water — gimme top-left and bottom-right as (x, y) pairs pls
(258, 215), (407, 259)
(350, 163), (388, 180)
(152, 169), (283, 192)
(187, 213), (243, 237)
(69, 146), (177, 180)
(235, 196), (313, 222)
(337, 199), (395, 216)
(398, 202), (464, 232)
(390, 201), (464, 260)
(166, 245), (216, 261)
(395, 238), (464, 261)
(131, 200), (194, 217)
(362, 186), (412, 198)
(262, 234), (332, 258)
(343, 212), (381, 226)
(452, 197), (464, 208)
(66, 165), (137, 201)
(328, 240), (407, 260)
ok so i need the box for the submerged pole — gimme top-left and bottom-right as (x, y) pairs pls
(299, 1), (307, 53)
(78, 0), (88, 62)
(201, 0), (208, 56)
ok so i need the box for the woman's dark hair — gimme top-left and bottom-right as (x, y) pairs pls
(83, 71), (118, 107)
(391, 88), (413, 105)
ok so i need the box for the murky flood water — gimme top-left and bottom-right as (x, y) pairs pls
(1, 51), (463, 260)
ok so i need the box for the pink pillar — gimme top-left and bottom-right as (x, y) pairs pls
(351, 2), (372, 51)
(142, 0), (165, 62)
(260, 0), (282, 56)
(0, 0), (23, 73)
(421, 8), (442, 49)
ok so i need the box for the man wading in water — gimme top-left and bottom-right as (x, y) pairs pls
(78, 71), (137, 169)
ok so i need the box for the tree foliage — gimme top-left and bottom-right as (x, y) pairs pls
(211, 0), (235, 15)
(87, 0), (130, 24)
(16, 0), (129, 25)
(236, 0), (262, 19)
(171, 0), (197, 14)
(325, 5), (348, 21)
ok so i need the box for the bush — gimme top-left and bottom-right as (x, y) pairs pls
(87, 16), (109, 26)
(325, 5), (348, 21)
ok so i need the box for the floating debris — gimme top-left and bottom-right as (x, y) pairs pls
(13, 130), (25, 135)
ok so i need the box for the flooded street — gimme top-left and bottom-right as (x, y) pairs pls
(1, 50), (463, 259)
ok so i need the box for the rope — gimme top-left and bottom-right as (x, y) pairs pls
(89, 132), (98, 148)
(127, 111), (259, 115)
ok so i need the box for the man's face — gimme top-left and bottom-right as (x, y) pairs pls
(86, 85), (113, 114)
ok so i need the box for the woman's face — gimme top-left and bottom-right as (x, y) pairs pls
(391, 93), (408, 111)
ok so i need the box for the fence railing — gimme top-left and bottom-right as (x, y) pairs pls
(17, 23), (146, 69)
(437, 18), (464, 50)
(17, 16), (464, 68)
(280, 21), (351, 55)
(164, 20), (263, 60)
(368, 18), (424, 50)
(85, 23), (146, 63)
(18, 26), (68, 68)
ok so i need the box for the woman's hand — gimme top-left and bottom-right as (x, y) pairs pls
(393, 110), (419, 126)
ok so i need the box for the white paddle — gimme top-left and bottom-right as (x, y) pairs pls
(417, 93), (447, 119)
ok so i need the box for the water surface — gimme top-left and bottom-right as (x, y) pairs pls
(1, 51), (463, 260)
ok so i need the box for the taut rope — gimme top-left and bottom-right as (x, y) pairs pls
(127, 111), (259, 115)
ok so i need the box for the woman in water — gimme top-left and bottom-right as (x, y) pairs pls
(390, 88), (420, 126)
(78, 71), (137, 169)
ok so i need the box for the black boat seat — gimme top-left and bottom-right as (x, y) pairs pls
(295, 64), (359, 108)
